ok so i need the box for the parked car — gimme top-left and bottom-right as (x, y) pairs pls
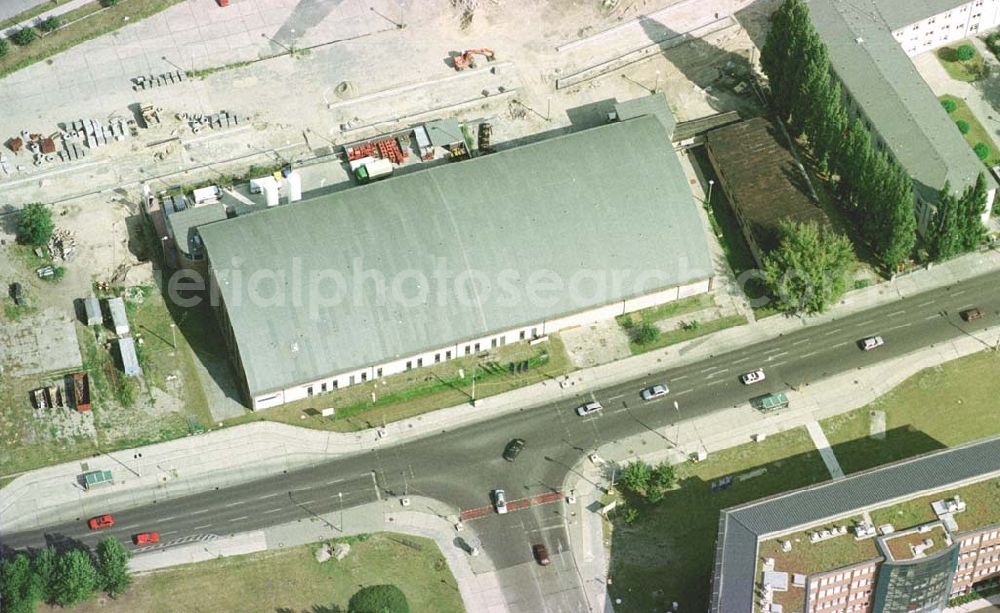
(641, 383), (669, 400)
(457, 536), (479, 556)
(493, 489), (508, 514)
(532, 543), (550, 566)
(88, 514), (115, 530)
(859, 336), (885, 351)
(740, 369), (766, 385)
(133, 532), (159, 545)
(503, 438), (526, 462)
(960, 307), (984, 322)
(576, 401), (603, 416)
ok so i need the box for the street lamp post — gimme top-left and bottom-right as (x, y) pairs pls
(673, 400), (681, 448)
(707, 179), (715, 205)
(654, 70), (661, 93)
(338, 491), (344, 532)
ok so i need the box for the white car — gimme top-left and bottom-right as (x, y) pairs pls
(641, 383), (669, 400)
(861, 336), (885, 351)
(493, 489), (508, 514)
(740, 369), (766, 385)
(576, 401), (603, 416)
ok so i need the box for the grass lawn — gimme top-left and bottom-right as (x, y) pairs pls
(940, 94), (1000, 165)
(628, 314), (747, 355)
(38, 533), (463, 613)
(226, 335), (576, 432)
(820, 349), (1000, 474)
(0, 0), (78, 30)
(937, 43), (989, 82)
(607, 427), (830, 611)
(0, 0), (184, 79)
(616, 293), (713, 327)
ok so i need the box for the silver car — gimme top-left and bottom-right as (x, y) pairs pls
(576, 401), (603, 416)
(740, 369), (766, 385)
(641, 383), (669, 400)
(493, 489), (508, 514)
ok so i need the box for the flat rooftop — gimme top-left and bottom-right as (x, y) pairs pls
(199, 114), (714, 397)
(705, 117), (830, 255)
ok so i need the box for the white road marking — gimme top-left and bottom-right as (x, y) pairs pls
(298, 499), (316, 505)
(770, 361), (787, 368)
(731, 356), (751, 364)
(607, 393), (624, 400)
(855, 319), (875, 327)
(224, 501), (242, 508)
(674, 389), (693, 396)
(263, 508), (283, 514)
(886, 322), (913, 331)
(918, 300), (935, 307)
(160, 530), (178, 536)
(924, 314), (939, 321)
(953, 289), (967, 296)
(887, 310), (906, 317)
(832, 341), (849, 348)
(259, 492), (281, 499)
(229, 516), (248, 522)
(158, 515), (177, 522)
(700, 366), (719, 373)
(791, 338), (810, 346)
(188, 508), (212, 516)
(673, 374), (689, 381)
(706, 380), (725, 387)
(768, 351), (788, 360)
(800, 351), (818, 359)
(705, 369), (729, 378)
(193, 524), (212, 531)
(822, 328), (842, 337)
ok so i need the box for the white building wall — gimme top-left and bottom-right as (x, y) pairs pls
(893, 1), (1000, 57)
(251, 277), (714, 410)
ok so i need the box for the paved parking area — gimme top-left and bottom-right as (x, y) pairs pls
(0, 308), (82, 377)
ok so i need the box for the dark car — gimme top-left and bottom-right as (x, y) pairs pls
(503, 438), (526, 462)
(9, 282), (24, 306)
(532, 543), (550, 566)
(960, 307), (984, 322)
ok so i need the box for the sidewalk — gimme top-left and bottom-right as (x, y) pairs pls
(4, 248), (1000, 534)
(129, 495), (505, 613)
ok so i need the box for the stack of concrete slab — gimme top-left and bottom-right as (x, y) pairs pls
(187, 110), (242, 133)
(132, 70), (185, 91)
(59, 141), (87, 161)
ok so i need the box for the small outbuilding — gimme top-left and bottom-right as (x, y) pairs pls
(117, 337), (141, 377)
(84, 295), (101, 326)
(106, 296), (130, 336)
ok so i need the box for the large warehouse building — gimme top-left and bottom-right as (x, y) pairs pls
(199, 111), (714, 410)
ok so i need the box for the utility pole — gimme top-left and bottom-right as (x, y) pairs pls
(338, 491), (344, 532)
(707, 179), (715, 205)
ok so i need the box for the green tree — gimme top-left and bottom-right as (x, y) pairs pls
(764, 221), (855, 314)
(926, 182), (964, 260)
(348, 584), (411, 613)
(100, 0), (120, 6)
(941, 98), (958, 113)
(32, 547), (57, 603)
(11, 27), (37, 46)
(17, 202), (54, 247)
(957, 44), (976, 61)
(834, 119), (873, 210)
(620, 461), (652, 494)
(96, 537), (132, 597)
(957, 173), (989, 250)
(0, 38), (8, 58)
(51, 549), (97, 607)
(651, 462), (677, 492)
(809, 78), (847, 174)
(1, 554), (42, 613)
(957, 120), (971, 134)
(631, 321), (660, 345)
(38, 16), (60, 33)
(974, 142), (990, 159)
(761, 0), (812, 123)
(872, 161), (917, 270)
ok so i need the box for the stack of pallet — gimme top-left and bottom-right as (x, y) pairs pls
(376, 137), (407, 164)
(346, 142), (377, 161)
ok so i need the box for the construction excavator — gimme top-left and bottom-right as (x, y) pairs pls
(452, 48), (496, 71)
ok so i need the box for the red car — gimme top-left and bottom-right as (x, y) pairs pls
(532, 543), (550, 566)
(88, 514), (115, 530)
(133, 532), (159, 545)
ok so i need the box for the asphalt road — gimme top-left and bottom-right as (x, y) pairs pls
(4, 270), (1000, 607)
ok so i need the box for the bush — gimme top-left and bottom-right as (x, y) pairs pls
(630, 321), (660, 345)
(957, 44), (976, 61)
(348, 584), (410, 613)
(957, 120), (971, 134)
(0, 38), (8, 58)
(16, 202), (54, 247)
(621, 461), (652, 494)
(941, 99), (958, 113)
(11, 27), (37, 46)
(974, 142), (990, 160)
(38, 16), (61, 33)
(100, 0), (120, 6)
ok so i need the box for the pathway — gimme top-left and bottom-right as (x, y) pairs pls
(805, 420), (845, 480)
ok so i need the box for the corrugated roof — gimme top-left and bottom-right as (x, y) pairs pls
(808, 0), (996, 202)
(118, 337), (141, 377)
(705, 118), (831, 257)
(200, 115), (714, 397)
(711, 435), (1000, 613)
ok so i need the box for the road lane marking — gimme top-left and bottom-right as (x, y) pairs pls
(193, 524), (212, 531)
(705, 369), (729, 378)
(673, 375), (689, 381)
(259, 492), (281, 499)
(822, 328), (841, 337)
(188, 508), (212, 516)
(832, 341), (849, 348)
(886, 322), (912, 331)
(887, 310), (906, 317)
(700, 366), (719, 373)
(924, 314), (939, 321)
(732, 356), (750, 364)
(706, 380), (724, 387)
(767, 351), (788, 360)
(160, 530), (178, 536)
(801, 351), (818, 358)
(953, 289), (967, 296)
(229, 516), (248, 522)
(674, 389), (693, 396)
(607, 393), (624, 400)
(855, 319), (875, 327)
(771, 361), (787, 368)
(263, 508), (283, 514)
(791, 338), (810, 346)
(224, 501), (242, 508)
(298, 499), (316, 505)
(918, 300), (935, 307)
